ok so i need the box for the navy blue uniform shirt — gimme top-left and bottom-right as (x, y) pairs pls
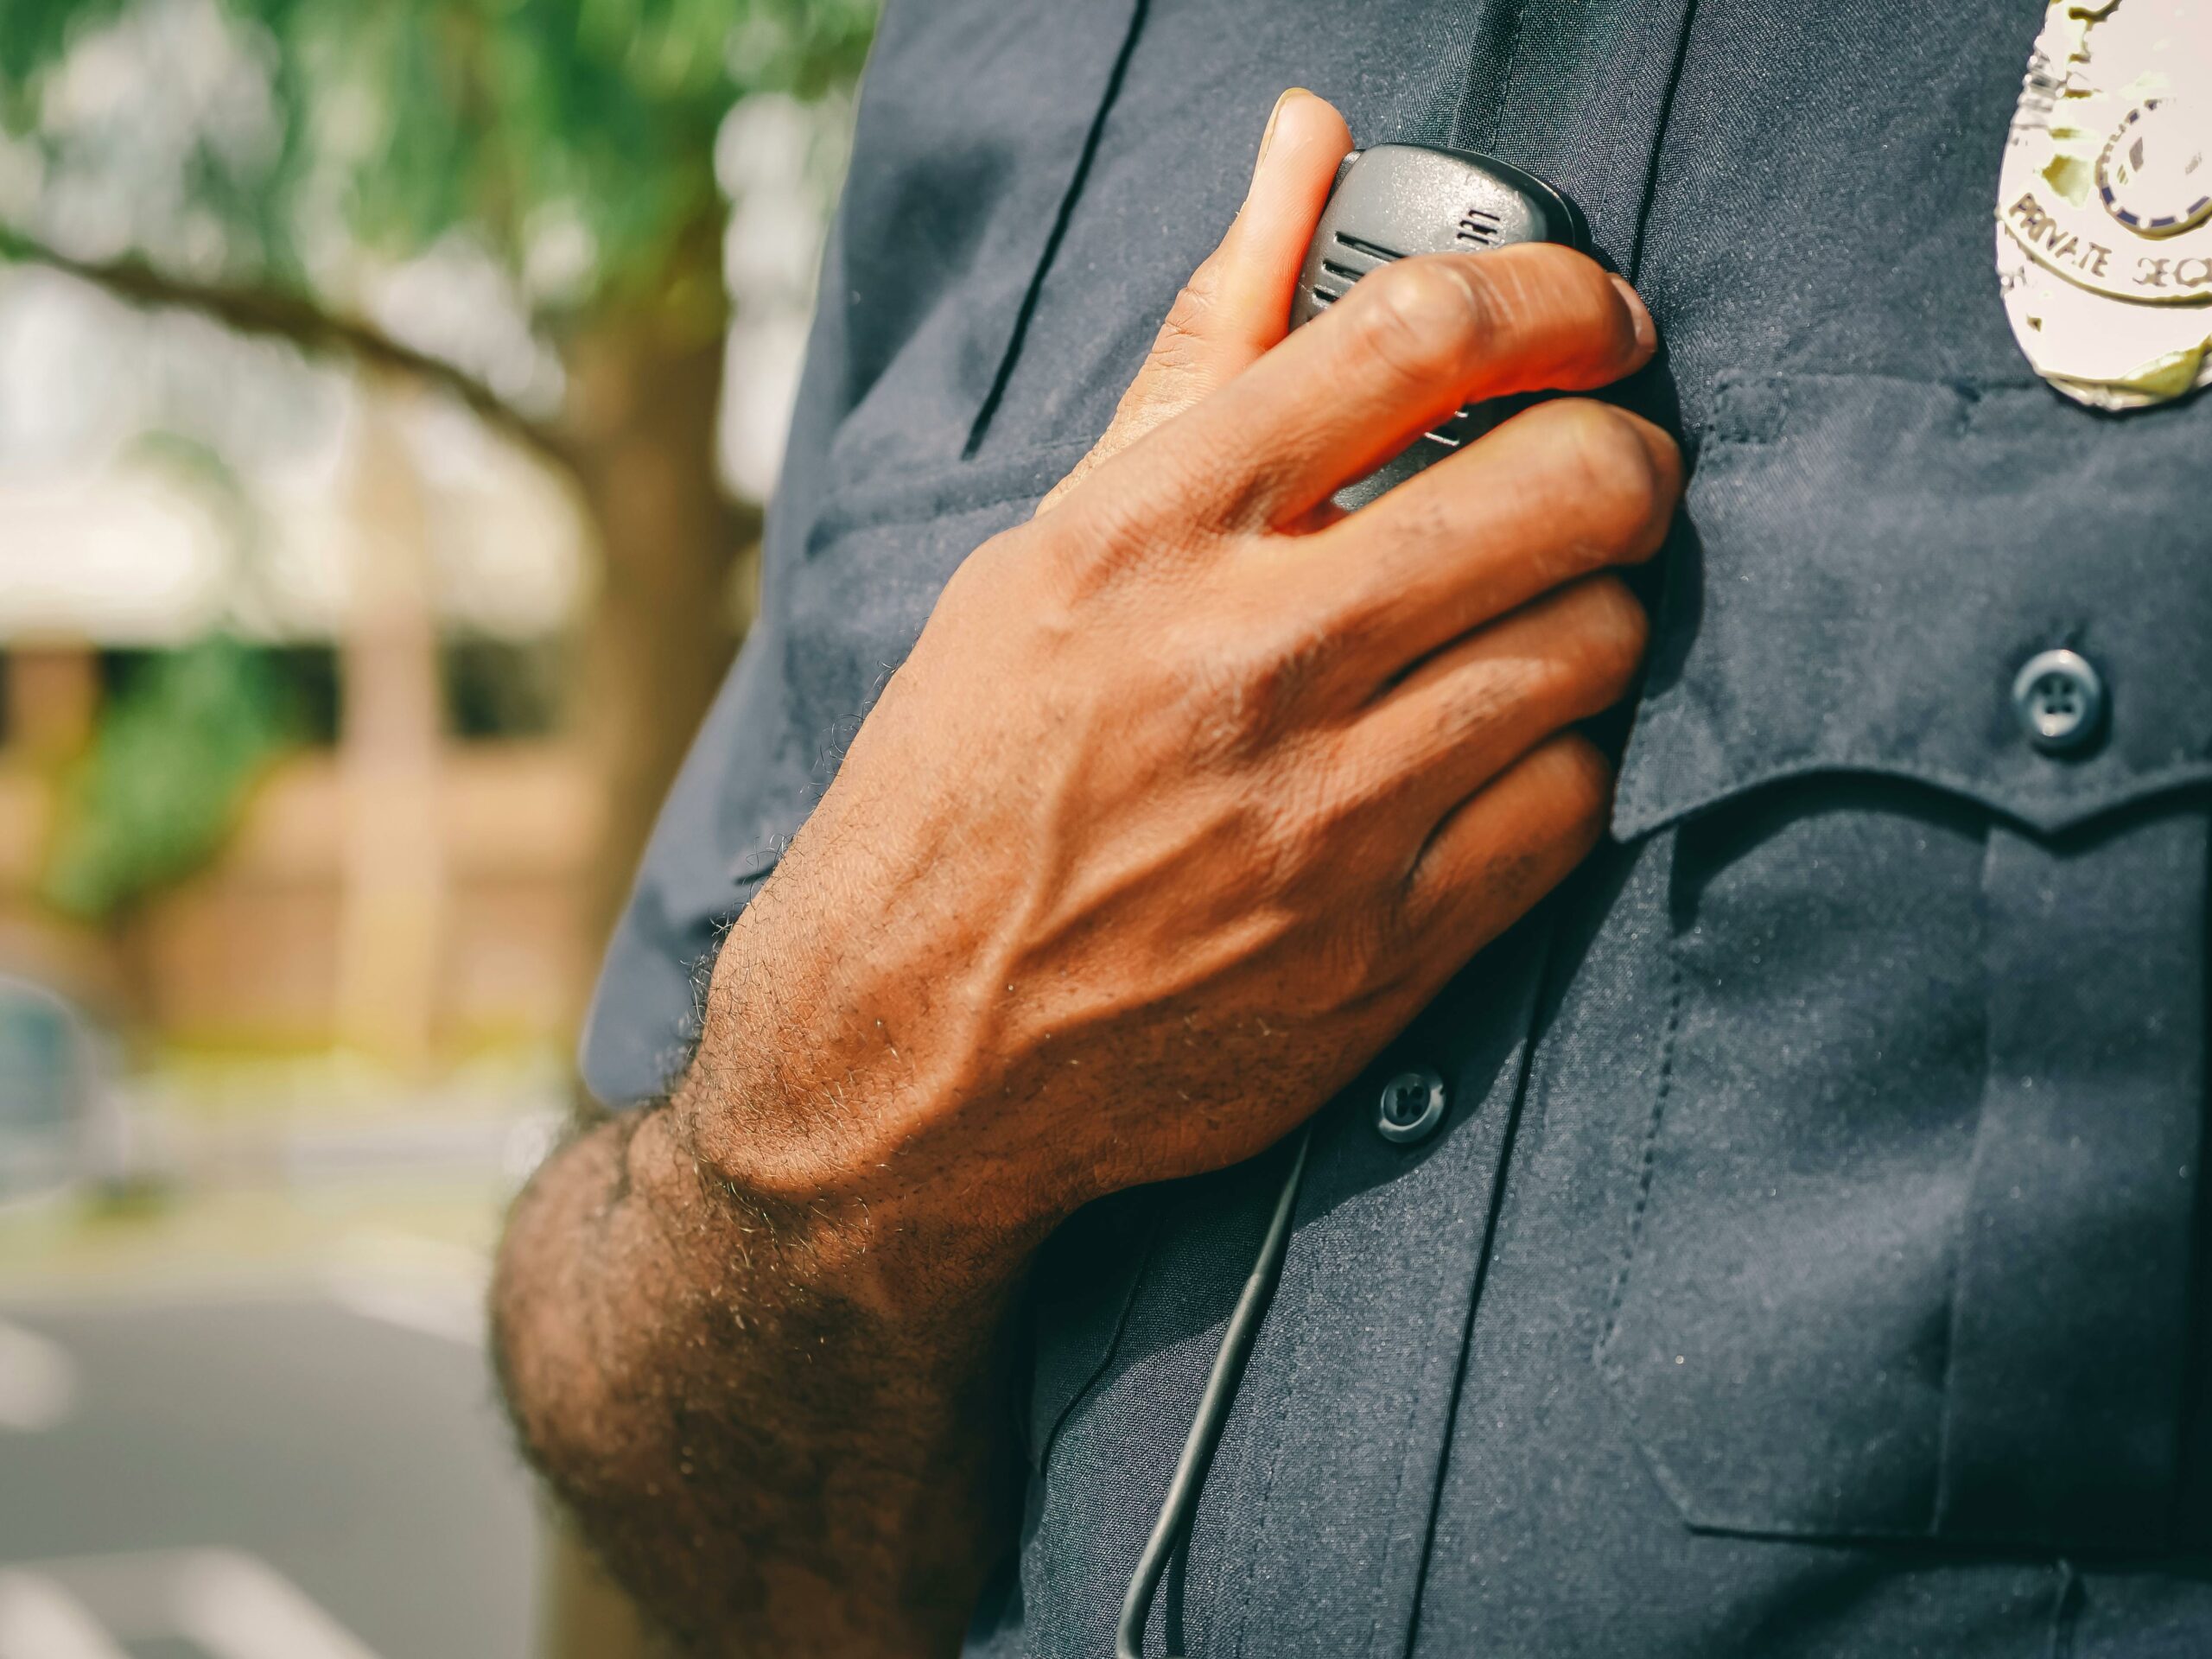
(583, 1), (2212, 1652)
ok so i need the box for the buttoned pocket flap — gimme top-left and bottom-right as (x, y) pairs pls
(1614, 370), (2212, 841)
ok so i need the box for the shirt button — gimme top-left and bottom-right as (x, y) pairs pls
(1376, 1066), (1449, 1145)
(2012, 648), (2105, 754)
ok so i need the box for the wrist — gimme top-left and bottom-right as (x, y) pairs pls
(675, 915), (1075, 1320)
(681, 1107), (1042, 1330)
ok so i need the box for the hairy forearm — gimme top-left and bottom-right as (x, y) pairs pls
(492, 1091), (1022, 1657)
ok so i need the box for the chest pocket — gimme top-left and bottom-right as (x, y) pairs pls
(1596, 370), (2212, 1551)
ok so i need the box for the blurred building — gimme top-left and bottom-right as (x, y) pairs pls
(0, 265), (600, 1068)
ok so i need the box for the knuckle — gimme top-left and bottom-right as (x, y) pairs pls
(1153, 279), (1222, 373)
(1500, 246), (1637, 363)
(1058, 425), (1236, 559)
(1580, 574), (1650, 663)
(1262, 802), (1334, 891)
(1041, 501), (1182, 606)
(1180, 622), (1328, 760)
(1436, 660), (1521, 741)
(1548, 400), (1662, 529)
(1238, 777), (1338, 899)
(1460, 249), (1545, 327)
(1558, 576), (1649, 698)
(1351, 258), (1486, 384)
(1470, 245), (1612, 356)
(1243, 636), (1330, 734)
(1325, 906), (1404, 995)
(1542, 733), (1616, 823)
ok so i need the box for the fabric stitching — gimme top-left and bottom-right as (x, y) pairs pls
(1358, 1217), (1440, 1659)
(1930, 823), (2005, 1535)
(1598, 928), (1686, 1362)
(1617, 746), (2212, 842)
(962, 0), (1152, 458)
(1617, 0), (1702, 283)
(1448, 0), (1529, 156)
(1038, 1192), (1172, 1472)
(1491, 0), (1529, 154)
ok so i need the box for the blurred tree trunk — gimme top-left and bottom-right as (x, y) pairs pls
(560, 301), (762, 1012)
(336, 380), (446, 1070)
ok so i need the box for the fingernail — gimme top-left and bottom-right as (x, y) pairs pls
(1610, 275), (1657, 355)
(1255, 87), (1308, 174)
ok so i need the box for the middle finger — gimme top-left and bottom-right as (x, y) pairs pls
(1294, 397), (1678, 696)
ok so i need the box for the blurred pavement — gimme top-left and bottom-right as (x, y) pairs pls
(0, 1073), (560, 1659)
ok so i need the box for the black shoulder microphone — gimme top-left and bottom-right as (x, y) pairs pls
(1289, 143), (1591, 510)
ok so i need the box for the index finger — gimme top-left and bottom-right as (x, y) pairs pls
(1110, 244), (1655, 533)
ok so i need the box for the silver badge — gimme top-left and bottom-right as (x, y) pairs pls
(1997, 0), (2212, 410)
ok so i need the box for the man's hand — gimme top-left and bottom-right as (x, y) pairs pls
(690, 88), (1675, 1291)
(495, 90), (1678, 1659)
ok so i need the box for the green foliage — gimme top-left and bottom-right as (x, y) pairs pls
(3, 0), (880, 920)
(1, 0), (878, 326)
(41, 638), (296, 921)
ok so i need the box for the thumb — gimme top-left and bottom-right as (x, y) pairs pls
(1038, 88), (1353, 514)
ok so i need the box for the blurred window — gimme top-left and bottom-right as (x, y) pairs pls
(267, 646), (342, 746)
(442, 637), (568, 741)
(94, 645), (340, 747)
